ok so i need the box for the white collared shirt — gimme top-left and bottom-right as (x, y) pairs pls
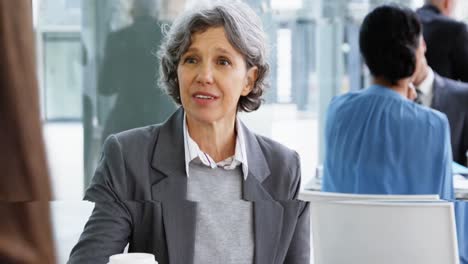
(416, 67), (435, 107)
(183, 113), (249, 180)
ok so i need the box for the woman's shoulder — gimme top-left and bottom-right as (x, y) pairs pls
(253, 134), (299, 165)
(252, 133), (301, 199)
(102, 124), (163, 154)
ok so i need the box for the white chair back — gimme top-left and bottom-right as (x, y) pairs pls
(310, 200), (459, 264)
(299, 190), (440, 202)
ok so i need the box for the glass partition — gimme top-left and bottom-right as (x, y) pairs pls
(43, 32), (82, 121)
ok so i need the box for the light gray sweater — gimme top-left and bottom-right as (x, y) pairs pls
(187, 162), (254, 264)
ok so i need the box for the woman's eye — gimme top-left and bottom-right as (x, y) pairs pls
(184, 57), (197, 64)
(218, 58), (231, 66)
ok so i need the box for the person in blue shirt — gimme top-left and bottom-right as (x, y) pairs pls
(322, 4), (454, 200)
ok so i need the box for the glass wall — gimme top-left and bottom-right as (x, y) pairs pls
(43, 32), (82, 120)
(35, 0), (438, 200)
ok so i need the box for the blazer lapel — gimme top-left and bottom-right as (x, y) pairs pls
(240, 121), (284, 264)
(150, 107), (187, 201)
(431, 72), (447, 110)
(150, 108), (196, 264)
(162, 201), (196, 264)
(244, 175), (284, 264)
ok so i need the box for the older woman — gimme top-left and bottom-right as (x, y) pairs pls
(69, 2), (309, 264)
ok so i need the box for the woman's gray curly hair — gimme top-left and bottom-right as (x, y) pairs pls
(157, 1), (270, 112)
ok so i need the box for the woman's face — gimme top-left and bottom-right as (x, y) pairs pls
(177, 26), (257, 126)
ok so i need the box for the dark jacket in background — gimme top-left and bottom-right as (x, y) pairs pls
(417, 4), (468, 82)
(98, 16), (176, 141)
(432, 72), (468, 165)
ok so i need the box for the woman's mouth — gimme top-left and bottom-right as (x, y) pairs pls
(194, 94), (215, 100)
(192, 92), (219, 105)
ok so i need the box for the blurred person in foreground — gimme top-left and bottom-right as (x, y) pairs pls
(416, 0), (468, 82)
(322, 5), (453, 200)
(0, 0), (55, 263)
(412, 40), (468, 165)
(69, 1), (309, 264)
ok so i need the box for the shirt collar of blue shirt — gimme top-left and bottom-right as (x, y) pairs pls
(183, 112), (249, 180)
(367, 83), (409, 101)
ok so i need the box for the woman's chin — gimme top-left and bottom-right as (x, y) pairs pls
(185, 111), (235, 127)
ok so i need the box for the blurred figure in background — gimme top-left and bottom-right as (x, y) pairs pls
(416, 0), (468, 82)
(322, 5), (453, 199)
(412, 39), (468, 165)
(0, 0), (55, 263)
(98, 0), (176, 143)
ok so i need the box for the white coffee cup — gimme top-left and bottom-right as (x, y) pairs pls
(108, 253), (157, 264)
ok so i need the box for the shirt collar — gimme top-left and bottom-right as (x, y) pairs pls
(417, 67), (434, 96)
(183, 113), (249, 180)
(416, 67), (435, 106)
(367, 84), (407, 101)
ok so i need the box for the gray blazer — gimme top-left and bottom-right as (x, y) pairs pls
(68, 108), (310, 264)
(432, 72), (468, 165)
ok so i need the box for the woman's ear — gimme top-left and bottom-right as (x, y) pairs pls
(242, 66), (258, 96)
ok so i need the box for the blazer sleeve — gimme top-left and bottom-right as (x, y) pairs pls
(463, 114), (468, 165)
(451, 23), (468, 82)
(284, 152), (310, 264)
(68, 135), (132, 264)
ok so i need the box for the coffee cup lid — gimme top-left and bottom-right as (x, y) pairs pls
(108, 253), (157, 264)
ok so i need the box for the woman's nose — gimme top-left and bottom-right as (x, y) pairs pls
(195, 63), (214, 85)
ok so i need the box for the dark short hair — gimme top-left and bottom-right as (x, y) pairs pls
(158, 1), (269, 112)
(359, 5), (422, 85)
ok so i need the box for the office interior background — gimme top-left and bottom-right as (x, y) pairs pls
(34, 0), (468, 200)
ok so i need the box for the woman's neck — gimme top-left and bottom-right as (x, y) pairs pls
(186, 115), (237, 163)
(373, 77), (411, 98)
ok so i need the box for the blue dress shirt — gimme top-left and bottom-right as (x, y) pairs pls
(322, 84), (454, 199)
